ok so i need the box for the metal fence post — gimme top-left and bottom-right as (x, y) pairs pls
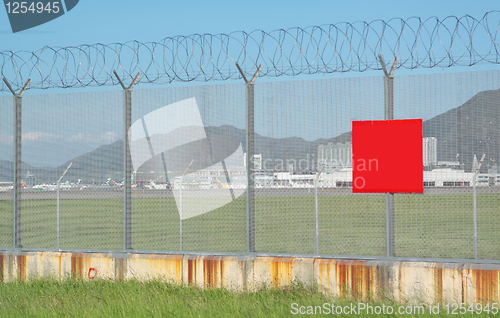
(236, 63), (262, 253)
(179, 159), (194, 251)
(114, 71), (141, 251)
(57, 162), (72, 251)
(3, 77), (30, 249)
(315, 163), (326, 255)
(378, 55), (398, 257)
(473, 154), (486, 259)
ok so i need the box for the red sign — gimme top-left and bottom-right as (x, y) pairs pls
(352, 119), (423, 193)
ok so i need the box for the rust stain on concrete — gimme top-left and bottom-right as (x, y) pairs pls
(17, 255), (26, 281)
(325, 262), (331, 292)
(462, 268), (469, 304)
(317, 260), (332, 292)
(0, 254), (4, 282)
(316, 260), (336, 294)
(203, 256), (223, 288)
(58, 253), (62, 280)
(351, 264), (370, 299)
(337, 263), (348, 296)
(71, 253), (86, 279)
(3, 252), (500, 304)
(335, 260), (371, 297)
(318, 259), (377, 300)
(187, 259), (196, 285)
(176, 258), (182, 283)
(434, 266), (443, 303)
(473, 269), (499, 303)
(270, 257), (293, 287)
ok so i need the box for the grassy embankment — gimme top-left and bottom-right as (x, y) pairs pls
(1, 278), (499, 317)
(0, 193), (498, 259)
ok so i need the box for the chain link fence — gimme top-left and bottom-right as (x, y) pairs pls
(0, 95), (13, 247)
(0, 69), (498, 259)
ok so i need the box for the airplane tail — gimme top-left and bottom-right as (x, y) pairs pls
(215, 178), (228, 189)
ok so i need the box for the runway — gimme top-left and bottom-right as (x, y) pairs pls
(0, 186), (498, 200)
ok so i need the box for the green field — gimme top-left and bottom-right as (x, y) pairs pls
(0, 192), (498, 259)
(0, 279), (498, 317)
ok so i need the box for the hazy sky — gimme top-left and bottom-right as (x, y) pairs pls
(1, 1), (499, 167)
(0, 1), (496, 48)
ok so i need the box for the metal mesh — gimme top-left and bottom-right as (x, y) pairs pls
(254, 78), (386, 255)
(478, 190), (500, 259)
(130, 84), (246, 252)
(20, 91), (123, 250)
(394, 71), (500, 259)
(0, 68), (498, 259)
(0, 95), (13, 247)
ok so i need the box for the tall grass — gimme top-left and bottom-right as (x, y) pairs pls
(0, 279), (329, 317)
(0, 278), (498, 317)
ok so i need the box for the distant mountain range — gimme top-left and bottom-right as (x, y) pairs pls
(423, 88), (500, 171)
(0, 141), (124, 184)
(0, 88), (498, 183)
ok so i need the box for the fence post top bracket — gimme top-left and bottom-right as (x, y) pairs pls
(3, 77), (31, 96)
(378, 55), (399, 78)
(114, 71), (141, 90)
(235, 63), (263, 84)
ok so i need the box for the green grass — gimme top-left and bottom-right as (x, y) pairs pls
(0, 278), (498, 317)
(0, 192), (498, 259)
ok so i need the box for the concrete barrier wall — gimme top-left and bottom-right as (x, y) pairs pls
(0, 251), (499, 304)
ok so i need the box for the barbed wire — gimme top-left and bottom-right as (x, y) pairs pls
(1, 11), (500, 91)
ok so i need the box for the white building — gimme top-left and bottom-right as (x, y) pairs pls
(317, 143), (352, 167)
(423, 137), (437, 166)
(243, 153), (262, 170)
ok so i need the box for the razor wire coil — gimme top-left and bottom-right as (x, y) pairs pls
(1, 11), (500, 91)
